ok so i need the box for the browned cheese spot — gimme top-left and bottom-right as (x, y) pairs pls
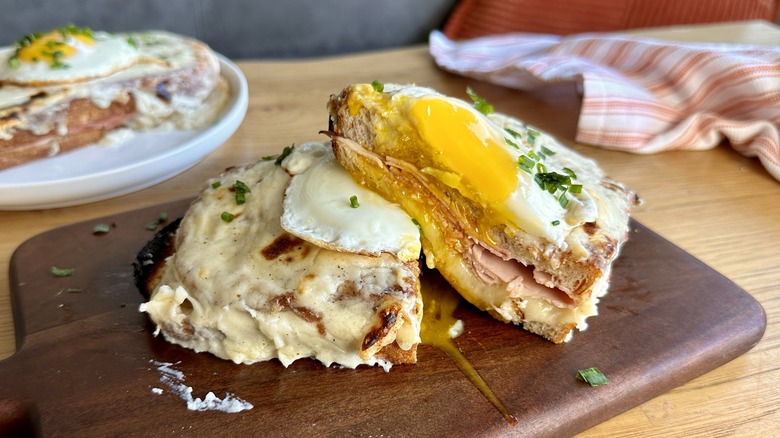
(361, 304), (400, 351)
(270, 292), (326, 335)
(583, 221), (599, 235)
(261, 233), (305, 260)
(335, 280), (359, 301)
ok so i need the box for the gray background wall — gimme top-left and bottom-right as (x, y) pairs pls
(0, 0), (458, 59)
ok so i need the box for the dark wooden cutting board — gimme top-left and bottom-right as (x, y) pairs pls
(0, 199), (766, 437)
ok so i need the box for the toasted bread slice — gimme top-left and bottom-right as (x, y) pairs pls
(327, 83), (638, 343)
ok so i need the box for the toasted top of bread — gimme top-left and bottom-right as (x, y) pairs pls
(138, 142), (422, 369)
(328, 83), (638, 342)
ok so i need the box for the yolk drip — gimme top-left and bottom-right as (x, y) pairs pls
(17, 31), (94, 65)
(421, 272), (517, 425)
(410, 97), (518, 208)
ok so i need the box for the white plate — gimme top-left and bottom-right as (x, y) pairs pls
(0, 55), (248, 210)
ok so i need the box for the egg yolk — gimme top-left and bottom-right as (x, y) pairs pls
(410, 96), (518, 210)
(17, 30), (94, 66)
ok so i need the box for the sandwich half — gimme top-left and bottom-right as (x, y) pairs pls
(327, 83), (638, 343)
(138, 142), (423, 370)
(0, 25), (228, 170)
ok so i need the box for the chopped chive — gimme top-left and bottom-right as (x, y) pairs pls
(232, 180), (251, 205)
(563, 167), (577, 179)
(145, 212), (168, 231)
(275, 144), (295, 165)
(527, 129), (539, 145)
(576, 367), (609, 386)
(92, 223), (111, 234)
(519, 155), (536, 170)
(505, 138), (519, 149)
(51, 266), (76, 277)
(370, 80), (384, 92)
(505, 128), (521, 138)
(126, 35), (139, 48)
(569, 184), (583, 194)
(466, 86), (494, 115)
(211, 181), (222, 189)
(540, 145), (555, 156)
(411, 218), (424, 239)
(551, 220), (560, 226)
(558, 189), (569, 208)
(221, 211), (235, 222)
(349, 195), (360, 208)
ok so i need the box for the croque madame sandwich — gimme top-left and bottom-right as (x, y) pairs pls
(0, 24), (229, 170)
(327, 83), (639, 343)
(137, 142), (423, 370)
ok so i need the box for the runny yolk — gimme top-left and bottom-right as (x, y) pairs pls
(410, 96), (518, 209)
(17, 31), (94, 65)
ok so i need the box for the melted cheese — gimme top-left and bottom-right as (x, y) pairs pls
(140, 142), (422, 370)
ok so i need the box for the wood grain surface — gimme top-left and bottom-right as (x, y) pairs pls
(0, 20), (779, 437)
(0, 199), (765, 436)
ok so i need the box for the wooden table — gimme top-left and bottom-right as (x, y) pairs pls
(1, 20), (779, 437)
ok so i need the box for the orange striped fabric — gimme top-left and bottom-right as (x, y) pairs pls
(429, 31), (780, 181)
(443, 0), (780, 39)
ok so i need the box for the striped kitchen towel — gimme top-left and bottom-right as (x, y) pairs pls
(429, 30), (780, 181)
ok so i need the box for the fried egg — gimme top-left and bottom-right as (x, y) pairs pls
(0, 25), (146, 85)
(346, 83), (599, 246)
(281, 142), (422, 262)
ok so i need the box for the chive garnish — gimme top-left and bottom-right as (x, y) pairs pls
(527, 129), (540, 145)
(466, 87), (494, 115)
(221, 212), (235, 222)
(505, 128), (522, 138)
(51, 266), (76, 277)
(126, 35), (139, 49)
(349, 195), (360, 208)
(92, 223), (111, 234)
(275, 144), (295, 165)
(232, 180), (251, 205)
(576, 367), (609, 386)
(145, 212), (168, 231)
(411, 218), (424, 239)
(370, 80), (384, 93)
(211, 181), (221, 189)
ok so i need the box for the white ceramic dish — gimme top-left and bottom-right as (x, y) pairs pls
(0, 55), (248, 210)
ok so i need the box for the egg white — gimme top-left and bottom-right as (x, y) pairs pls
(281, 142), (422, 262)
(0, 31), (143, 85)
